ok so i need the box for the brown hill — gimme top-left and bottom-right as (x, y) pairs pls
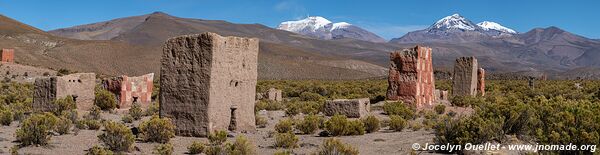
(3, 13), (386, 79)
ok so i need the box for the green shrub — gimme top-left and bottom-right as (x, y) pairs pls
(299, 92), (324, 102)
(10, 145), (19, 155)
(224, 135), (255, 155)
(204, 145), (224, 155)
(187, 141), (206, 154)
(153, 143), (174, 155)
(139, 116), (175, 143)
(129, 102), (143, 120)
(51, 96), (77, 116)
(86, 145), (114, 155)
(60, 109), (79, 123)
(346, 120), (365, 135)
(56, 117), (73, 135)
(433, 116), (503, 153)
(255, 100), (284, 111)
(208, 130), (228, 145)
(275, 119), (294, 133)
(84, 105), (102, 120)
(0, 108), (13, 126)
(434, 104), (446, 114)
(76, 120), (88, 129)
(274, 150), (292, 155)
(145, 102), (159, 116)
(409, 121), (423, 131)
(95, 88), (117, 110)
(362, 115), (380, 133)
(389, 115), (406, 132)
(325, 114), (348, 136)
(295, 114), (321, 134)
(315, 138), (359, 155)
(255, 115), (267, 128)
(98, 121), (135, 152)
(382, 101), (415, 119)
(285, 101), (322, 116)
(86, 119), (102, 130)
(15, 113), (58, 146)
(274, 132), (298, 149)
(121, 115), (133, 123)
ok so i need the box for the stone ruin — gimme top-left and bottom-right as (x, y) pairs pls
(452, 57), (478, 96)
(159, 32), (258, 137)
(477, 68), (485, 96)
(266, 88), (282, 102)
(386, 45), (435, 109)
(323, 98), (370, 118)
(33, 73), (96, 111)
(102, 73), (154, 108)
(1, 48), (14, 63)
(434, 89), (449, 101)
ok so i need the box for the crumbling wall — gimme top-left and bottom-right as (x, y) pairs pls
(160, 32), (258, 137)
(452, 57), (478, 96)
(120, 73), (154, 108)
(33, 73), (96, 111)
(386, 46), (435, 109)
(1, 49), (14, 63)
(267, 88), (282, 102)
(323, 98), (370, 118)
(477, 68), (485, 96)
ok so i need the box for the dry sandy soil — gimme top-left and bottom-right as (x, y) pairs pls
(0, 102), (474, 155)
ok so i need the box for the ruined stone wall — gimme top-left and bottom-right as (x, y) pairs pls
(160, 32), (258, 137)
(452, 57), (478, 96)
(1, 49), (14, 63)
(56, 73), (96, 110)
(267, 88), (282, 102)
(323, 98), (370, 118)
(477, 68), (485, 96)
(33, 73), (96, 111)
(386, 46), (435, 109)
(119, 73), (154, 108)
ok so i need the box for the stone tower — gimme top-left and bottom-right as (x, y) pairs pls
(452, 57), (478, 96)
(386, 45), (435, 109)
(477, 68), (485, 96)
(159, 32), (258, 137)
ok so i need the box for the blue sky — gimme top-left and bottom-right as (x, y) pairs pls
(0, 0), (598, 40)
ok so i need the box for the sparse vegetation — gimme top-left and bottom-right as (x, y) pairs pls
(225, 135), (256, 155)
(275, 118), (294, 133)
(95, 87), (117, 110)
(208, 130), (228, 145)
(56, 116), (73, 135)
(84, 105), (102, 120)
(274, 132), (298, 149)
(388, 115), (406, 132)
(187, 141), (206, 154)
(153, 143), (174, 155)
(86, 145), (114, 155)
(0, 108), (13, 126)
(98, 121), (135, 152)
(255, 115), (268, 128)
(51, 95), (77, 116)
(139, 115), (175, 143)
(129, 102), (143, 120)
(295, 114), (321, 134)
(382, 101), (415, 119)
(362, 115), (380, 133)
(324, 114), (365, 136)
(434, 104), (446, 114)
(315, 138), (359, 155)
(15, 112), (58, 146)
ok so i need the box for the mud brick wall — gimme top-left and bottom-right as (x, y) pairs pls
(1, 49), (14, 63)
(386, 46), (435, 109)
(452, 57), (478, 96)
(160, 32), (258, 137)
(33, 73), (96, 111)
(119, 73), (154, 108)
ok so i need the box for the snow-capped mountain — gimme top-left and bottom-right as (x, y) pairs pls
(277, 16), (386, 43)
(477, 21), (517, 34)
(391, 14), (518, 43)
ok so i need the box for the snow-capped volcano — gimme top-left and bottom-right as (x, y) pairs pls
(430, 14), (478, 31)
(391, 13), (518, 43)
(477, 21), (517, 34)
(277, 16), (385, 43)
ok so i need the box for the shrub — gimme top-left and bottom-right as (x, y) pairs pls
(324, 114), (348, 136)
(255, 100), (284, 111)
(98, 121), (135, 152)
(139, 116), (175, 143)
(86, 119), (102, 130)
(15, 113), (58, 146)
(274, 132), (298, 148)
(10, 145), (19, 155)
(145, 102), (159, 116)
(434, 104), (446, 114)
(255, 115), (267, 128)
(85, 105), (102, 120)
(208, 130), (228, 145)
(95, 88), (117, 110)
(61, 109), (79, 123)
(204, 145), (224, 155)
(51, 96), (77, 116)
(76, 120), (88, 129)
(362, 115), (380, 133)
(345, 120), (365, 135)
(153, 143), (174, 155)
(187, 141), (206, 154)
(56, 117), (73, 135)
(129, 102), (143, 120)
(433, 116), (503, 153)
(0, 108), (13, 126)
(295, 114), (321, 134)
(382, 101), (415, 119)
(315, 138), (359, 155)
(86, 145), (114, 155)
(225, 135), (255, 155)
(409, 121), (423, 131)
(122, 115), (133, 123)
(299, 92), (324, 102)
(389, 115), (406, 132)
(285, 101), (322, 116)
(275, 119), (294, 133)
(274, 150), (292, 155)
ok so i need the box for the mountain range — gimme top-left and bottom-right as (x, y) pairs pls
(1, 12), (599, 79)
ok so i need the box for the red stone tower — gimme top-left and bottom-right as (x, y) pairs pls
(387, 45), (435, 109)
(1, 49), (15, 63)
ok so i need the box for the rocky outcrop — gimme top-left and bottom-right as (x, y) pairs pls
(323, 98), (370, 118)
(452, 57), (478, 96)
(386, 46), (435, 109)
(160, 32), (258, 137)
